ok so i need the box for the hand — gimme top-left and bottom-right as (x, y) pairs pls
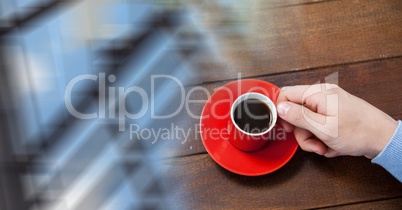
(276, 84), (398, 159)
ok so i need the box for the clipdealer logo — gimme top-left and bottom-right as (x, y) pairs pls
(64, 72), (339, 143)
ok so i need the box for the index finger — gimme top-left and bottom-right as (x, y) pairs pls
(277, 84), (336, 107)
(277, 85), (311, 105)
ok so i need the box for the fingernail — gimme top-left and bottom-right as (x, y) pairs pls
(277, 102), (291, 117)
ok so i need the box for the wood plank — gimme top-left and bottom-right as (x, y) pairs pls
(190, 0), (331, 10)
(163, 152), (402, 209)
(160, 57), (402, 158)
(249, 0), (333, 8)
(322, 197), (402, 209)
(190, 0), (402, 84)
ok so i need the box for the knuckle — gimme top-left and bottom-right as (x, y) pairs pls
(327, 84), (341, 93)
(327, 83), (339, 89)
(277, 87), (289, 103)
(305, 94), (320, 106)
(298, 142), (311, 152)
(281, 86), (289, 92)
(293, 108), (305, 123)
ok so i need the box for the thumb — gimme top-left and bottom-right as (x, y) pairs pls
(277, 101), (326, 135)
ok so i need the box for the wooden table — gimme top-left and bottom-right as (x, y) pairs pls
(163, 0), (402, 209)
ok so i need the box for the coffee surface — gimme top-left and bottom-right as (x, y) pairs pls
(233, 99), (271, 134)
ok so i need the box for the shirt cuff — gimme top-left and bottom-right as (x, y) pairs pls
(372, 120), (402, 182)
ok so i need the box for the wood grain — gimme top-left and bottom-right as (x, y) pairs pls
(322, 197), (402, 209)
(160, 1), (402, 209)
(161, 57), (402, 158)
(189, 0), (402, 84)
(163, 152), (402, 209)
(248, 0), (333, 9)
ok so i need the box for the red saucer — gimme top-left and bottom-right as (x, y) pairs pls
(200, 79), (298, 176)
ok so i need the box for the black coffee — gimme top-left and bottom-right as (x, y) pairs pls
(233, 99), (271, 134)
